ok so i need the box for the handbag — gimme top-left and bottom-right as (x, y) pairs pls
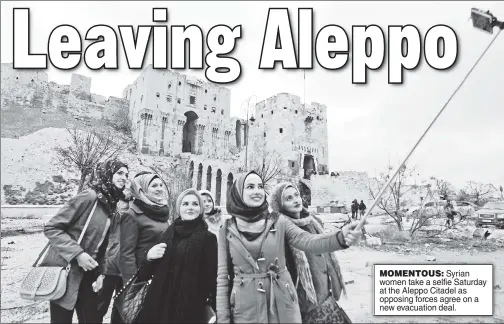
(19, 201), (98, 301)
(113, 267), (151, 323)
(301, 295), (352, 324)
(204, 304), (216, 324)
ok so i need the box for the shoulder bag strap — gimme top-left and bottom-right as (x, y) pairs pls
(34, 200), (98, 267)
(77, 200), (98, 244)
(225, 219), (234, 296)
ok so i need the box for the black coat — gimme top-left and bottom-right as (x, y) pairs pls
(135, 216), (217, 324)
(351, 202), (359, 212)
(119, 202), (170, 282)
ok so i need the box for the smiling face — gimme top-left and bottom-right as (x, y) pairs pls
(179, 194), (201, 221)
(202, 195), (214, 214)
(147, 177), (165, 199)
(281, 186), (303, 215)
(242, 173), (265, 207)
(112, 167), (129, 189)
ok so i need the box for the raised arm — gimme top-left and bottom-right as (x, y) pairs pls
(119, 211), (139, 282)
(43, 190), (96, 263)
(284, 215), (349, 253)
(216, 225), (231, 324)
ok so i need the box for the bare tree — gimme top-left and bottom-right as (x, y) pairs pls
(408, 186), (444, 237)
(457, 189), (470, 201)
(464, 181), (495, 206)
(367, 164), (418, 231)
(430, 177), (455, 200)
(54, 127), (123, 192)
(248, 143), (285, 194)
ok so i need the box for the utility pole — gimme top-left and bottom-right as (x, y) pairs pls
(241, 95), (257, 171)
(303, 69), (306, 114)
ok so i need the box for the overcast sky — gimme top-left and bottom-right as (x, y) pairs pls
(1, 1), (503, 189)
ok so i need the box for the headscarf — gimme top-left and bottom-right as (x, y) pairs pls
(172, 188), (207, 237)
(130, 173), (168, 206)
(199, 189), (221, 216)
(130, 173), (170, 222)
(270, 182), (347, 303)
(175, 188), (205, 220)
(269, 182), (309, 219)
(89, 158), (128, 213)
(226, 170), (269, 223)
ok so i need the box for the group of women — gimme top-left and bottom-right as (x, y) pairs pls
(40, 158), (361, 324)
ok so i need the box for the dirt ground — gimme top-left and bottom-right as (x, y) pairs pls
(2, 228), (503, 324)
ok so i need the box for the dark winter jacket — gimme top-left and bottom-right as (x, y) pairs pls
(136, 216), (217, 323)
(359, 202), (366, 211)
(351, 202), (359, 212)
(119, 202), (170, 282)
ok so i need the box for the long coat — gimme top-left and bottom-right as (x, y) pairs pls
(119, 203), (169, 282)
(41, 189), (111, 310)
(135, 220), (217, 323)
(216, 212), (349, 323)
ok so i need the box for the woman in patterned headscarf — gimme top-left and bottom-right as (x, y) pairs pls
(88, 159), (129, 213)
(42, 158), (128, 323)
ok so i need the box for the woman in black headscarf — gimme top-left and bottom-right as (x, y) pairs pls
(133, 188), (217, 323)
(216, 171), (361, 324)
(42, 159), (128, 323)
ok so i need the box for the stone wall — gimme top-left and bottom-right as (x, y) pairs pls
(248, 93), (329, 179)
(310, 173), (373, 207)
(1, 63), (129, 135)
(1, 63), (370, 209)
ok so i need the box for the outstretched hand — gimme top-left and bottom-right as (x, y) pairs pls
(342, 222), (362, 246)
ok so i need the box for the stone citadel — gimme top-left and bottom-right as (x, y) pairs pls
(1, 63), (371, 208)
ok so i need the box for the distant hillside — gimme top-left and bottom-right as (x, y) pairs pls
(0, 127), (186, 204)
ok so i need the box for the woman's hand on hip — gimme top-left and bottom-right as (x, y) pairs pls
(147, 243), (167, 261)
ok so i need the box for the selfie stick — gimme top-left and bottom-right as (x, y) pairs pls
(354, 28), (502, 232)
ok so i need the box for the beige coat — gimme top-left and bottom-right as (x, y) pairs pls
(216, 212), (349, 323)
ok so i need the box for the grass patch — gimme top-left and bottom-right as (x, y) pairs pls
(373, 225), (411, 242)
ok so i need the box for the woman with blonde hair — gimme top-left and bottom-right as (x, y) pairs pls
(270, 182), (352, 323)
(134, 188), (217, 323)
(216, 171), (361, 323)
